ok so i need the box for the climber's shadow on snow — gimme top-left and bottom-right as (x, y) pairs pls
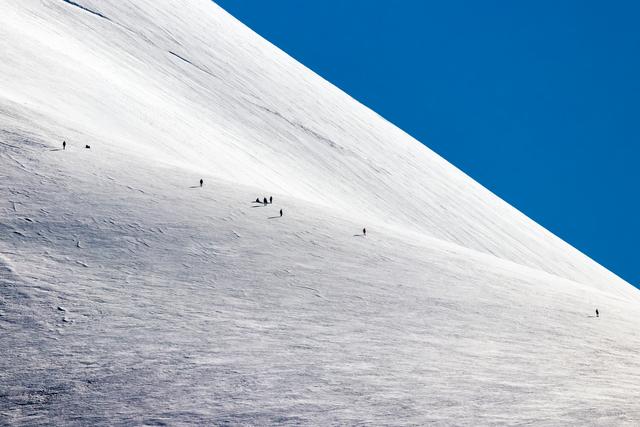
(50, 148), (62, 151)
(268, 215), (280, 219)
(188, 185), (200, 188)
(353, 233), (365, 237)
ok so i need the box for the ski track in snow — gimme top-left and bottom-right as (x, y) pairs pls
(0, 0), (639, 425)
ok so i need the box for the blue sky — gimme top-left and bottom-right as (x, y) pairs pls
(215, 0), (640, 287)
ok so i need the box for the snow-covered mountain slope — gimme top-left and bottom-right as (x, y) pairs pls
(1, 0), (639, 425)
(3, 129), (640, 426)
(0, 0), (635, 296)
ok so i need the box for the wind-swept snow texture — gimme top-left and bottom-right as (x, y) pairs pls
(1, 1), (639, 425)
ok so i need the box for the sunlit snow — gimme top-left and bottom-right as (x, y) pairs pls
(1, 1), (639, 425)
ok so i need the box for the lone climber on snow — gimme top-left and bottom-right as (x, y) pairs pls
(199, 179), (203, 187)
(596, 308), (599, 318)
(363, 228), (366, 236)
(279, 209), (283, 217)
(62, 141), (66, 150)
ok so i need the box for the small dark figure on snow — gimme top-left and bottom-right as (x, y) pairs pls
(269, 196), (273, 204)
(85, 144), (91, 149)
(199, 179), (203, 187)
(255, 197), (260, 203)
(263, 197), (268, 205)
(279, 209), (283, 217)
(596, 308), (599, 318)
(363, 228), (366, 236)
(62, 141), (66, 150)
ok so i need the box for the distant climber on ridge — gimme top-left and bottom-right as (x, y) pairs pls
(363, 228), (366, 236)
(263, 197), (268, 205)
(62, 141), (66, 150)
(269, 196), (273, 204)
(279, 209), (283, 217)
(199, 179), (203, 187)
(596, 308), (599, 318)
(255, 197), (260, 203)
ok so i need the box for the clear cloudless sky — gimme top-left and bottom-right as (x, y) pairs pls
(214, 0), (639, 287)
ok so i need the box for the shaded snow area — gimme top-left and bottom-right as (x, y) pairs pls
(1, 1), (640, 425)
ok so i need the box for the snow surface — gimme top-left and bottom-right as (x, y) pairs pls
(1, 0), (639, 425)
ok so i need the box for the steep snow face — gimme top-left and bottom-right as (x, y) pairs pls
(0, 0), (634, 296)
(2, 1), (640, 425)
(2, 132), (640, 426)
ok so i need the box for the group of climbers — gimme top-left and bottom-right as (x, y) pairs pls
(58, 140), (604, 318)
